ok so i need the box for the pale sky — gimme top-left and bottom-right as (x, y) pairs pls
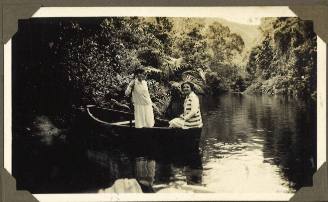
(33, 7), (297, 25)
(219, 16), (262, 25)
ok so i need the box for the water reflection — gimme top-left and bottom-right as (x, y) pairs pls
(135, 157), (156, 192)
(13, 94), (316, 193)
(153, 148), (207, 193)
(185, 152), (203, 186)
(87, 149), (205, 193)
(199, 94), (316, 193)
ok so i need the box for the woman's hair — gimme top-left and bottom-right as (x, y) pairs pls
(181, 81), (195, 91)
(134, 67), (145, 75)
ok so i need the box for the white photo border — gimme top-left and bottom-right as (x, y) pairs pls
(3, 6), (326, 202)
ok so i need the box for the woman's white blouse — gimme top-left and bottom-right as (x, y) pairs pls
(125, 79), (152, 105)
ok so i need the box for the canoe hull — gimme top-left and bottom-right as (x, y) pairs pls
(85, 106), (202, 154)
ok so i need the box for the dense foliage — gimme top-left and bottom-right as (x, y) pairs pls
(57, 17), (173, 115)
(244, 17), (317, 98)
(12, 17), (316, 130)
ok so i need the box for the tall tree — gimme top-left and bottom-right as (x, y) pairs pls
(245, 17), (316, 98)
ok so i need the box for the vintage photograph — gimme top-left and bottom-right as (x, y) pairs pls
(10, 13), (317, 196)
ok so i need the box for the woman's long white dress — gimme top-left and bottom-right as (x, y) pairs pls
(125, 79), (155, 128)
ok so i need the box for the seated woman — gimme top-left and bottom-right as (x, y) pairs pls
(169, 81), (203, 129)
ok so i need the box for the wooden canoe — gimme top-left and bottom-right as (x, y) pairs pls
(85, 105), (202, 153)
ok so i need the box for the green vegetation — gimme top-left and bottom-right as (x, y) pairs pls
(13, 17), (316, 127)
(244, 17), (316, 98)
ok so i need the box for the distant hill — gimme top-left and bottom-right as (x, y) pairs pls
(211, 18), (261, 50)
(171, 17), (261, 50)
(207, 18), (262, 68)
(170, 17), (262, 68)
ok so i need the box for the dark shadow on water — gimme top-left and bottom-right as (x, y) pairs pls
(12, 94), (316, 193)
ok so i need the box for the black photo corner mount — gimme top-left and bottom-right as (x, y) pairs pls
(1, 1), (327, 202)
(288, 5), (328, 202)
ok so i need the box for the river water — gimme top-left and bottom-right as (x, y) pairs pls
(13, 94), (316, 194)
(196, 94), (316, 193)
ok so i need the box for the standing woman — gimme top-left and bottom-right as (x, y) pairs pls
(125, 68), (155, 128)
(169, 81), (203, 129)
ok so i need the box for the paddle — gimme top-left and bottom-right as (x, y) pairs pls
(129, 80), (135, 128)
(129, 96), (133, 127)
